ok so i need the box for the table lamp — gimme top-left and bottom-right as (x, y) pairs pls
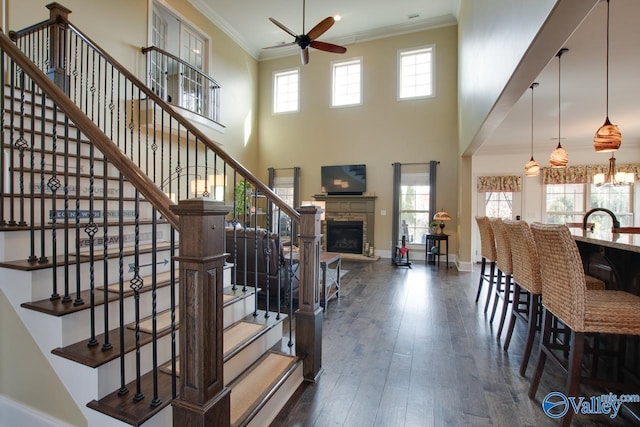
(433, 210), (451, 234)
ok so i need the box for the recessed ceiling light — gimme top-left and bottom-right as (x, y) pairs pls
(408, 13), (420, 19)
(334, 14), (341, 21)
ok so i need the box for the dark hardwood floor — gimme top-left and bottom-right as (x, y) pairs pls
(272, 259), (639, 426)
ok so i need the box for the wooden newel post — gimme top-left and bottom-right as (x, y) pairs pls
(46, 2), (71, 94)
(170, 199), (232, 426)
(295, 205), (323, 382)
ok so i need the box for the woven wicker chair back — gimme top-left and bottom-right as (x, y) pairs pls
(490, 217), (513, 275)
(503, 220), (542, 295)
(475, 216), (497, 262)
(530, 223), (586, 330)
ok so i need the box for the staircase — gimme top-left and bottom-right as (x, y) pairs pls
(0, 4), (324, 426)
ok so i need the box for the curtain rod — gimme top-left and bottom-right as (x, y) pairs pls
(391, 161), (439, 166)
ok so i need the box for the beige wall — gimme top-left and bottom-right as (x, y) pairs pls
(257, 26), (459, 257)
(0, 291), (87, 426)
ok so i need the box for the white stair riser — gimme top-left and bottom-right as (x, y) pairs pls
(223, 293), (254, 328)
(59, 285), (177, 346)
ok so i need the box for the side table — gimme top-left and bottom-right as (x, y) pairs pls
(426, 233), (449, 268)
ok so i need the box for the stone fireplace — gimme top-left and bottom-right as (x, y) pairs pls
(313, 194), (376, 255)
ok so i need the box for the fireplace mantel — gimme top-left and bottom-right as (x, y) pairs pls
(313, 194), (376, 253)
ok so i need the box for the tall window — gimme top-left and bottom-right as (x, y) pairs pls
(332, 58), (362, 107)
(398, 46), (434, 99)
(485, 192), (513, 219)
(273, 69), (299, 114)
(399, 171), (430, 244)
(545, 183), (634, 229)
(271, 176), (295, 239)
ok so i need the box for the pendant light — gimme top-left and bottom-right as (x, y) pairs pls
(525, 82), (540, 177)
(593, 0), (622, 152)
(550, 48), (569, 168)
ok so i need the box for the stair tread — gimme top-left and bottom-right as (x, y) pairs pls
(86, 368), (173, 426)
(2, 241), (175, 271)
(229, 350), (299, 426)
(21, 271), (174, 316)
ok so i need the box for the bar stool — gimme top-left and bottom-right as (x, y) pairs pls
(501, 220), (541, 376)
(489, 217), (513, 342)
(475, 216), (497, 313)
(529, 223), (640, 426)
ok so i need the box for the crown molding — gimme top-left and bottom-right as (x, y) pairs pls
(188, 0), (261, 59)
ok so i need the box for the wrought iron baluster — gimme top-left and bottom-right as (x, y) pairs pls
(73, 125), (83, 306)
(27, 79), (37, 261)
(8, 67), (16, 226)
(101, 145), (111, 352)
(48, 105), (61, 300)
(130, 190), (144, 402)
(150, 211), (161, 408)
(117, 175), (128, 396)
(37, 91), (47, 264)
(15, 70), (28, 227)
(170, 227), (177, 399)
(86, 141), (98, 347)
(61, 116), (71, 303)
(0, 57), (5, 227)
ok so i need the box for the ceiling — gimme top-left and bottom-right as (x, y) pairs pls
(190, 0), (640, 158)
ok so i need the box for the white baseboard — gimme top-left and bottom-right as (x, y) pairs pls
(0, 395), (74, 427)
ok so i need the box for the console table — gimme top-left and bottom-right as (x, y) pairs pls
(426, 234), (449, 268)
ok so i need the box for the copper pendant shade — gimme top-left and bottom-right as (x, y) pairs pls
(594, 0), (621, 152)
(550, 48), (568, 168)
(524, 82), (540, 177)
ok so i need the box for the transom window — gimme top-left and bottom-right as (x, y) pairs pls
(273, 69), (299, 114)
(331, 58), (362, 107)
(398, 46), (434, 99)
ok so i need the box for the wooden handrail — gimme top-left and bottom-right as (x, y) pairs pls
(0, 28), (179, 228)
(62, 22), (300, 223)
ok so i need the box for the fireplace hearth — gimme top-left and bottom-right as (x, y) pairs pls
(326, 220), (364, 254)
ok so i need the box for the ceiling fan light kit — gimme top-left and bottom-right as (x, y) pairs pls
(264, 0), (347, 64)
(594, 0), (622, 152)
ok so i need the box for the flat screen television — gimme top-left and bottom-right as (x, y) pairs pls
(321, 164), (366, 195)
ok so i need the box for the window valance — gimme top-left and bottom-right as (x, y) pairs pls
(542, 163), (640, 184)
(477, 175), (522, 192)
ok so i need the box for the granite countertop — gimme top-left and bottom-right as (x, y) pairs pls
(568, 226), (640, 253)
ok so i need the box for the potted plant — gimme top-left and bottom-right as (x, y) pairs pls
(234, 180), (252, 222)
(429, 221), (438, 234)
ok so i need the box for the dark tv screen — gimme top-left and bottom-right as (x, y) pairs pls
(321, 164), (366, 195)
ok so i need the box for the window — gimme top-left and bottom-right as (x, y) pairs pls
(332, 58), (362, 107)
(399, 46), (434, 99)
(485, 192), (513, 219)
(399, 171), (430, 244)
(545, 183), (634, 230)
(273, 69), (299, 113)
(271, 177), (295, 239)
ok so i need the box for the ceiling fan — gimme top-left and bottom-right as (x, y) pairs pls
(263, 0), (347, 65)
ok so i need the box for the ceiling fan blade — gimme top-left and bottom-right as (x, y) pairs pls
(310, 40), (347, 54)
(307, 17), (335, 40)
(262, 42), (297, 50)
(269, 17), (298, 38)
(300, 48), (309, 65)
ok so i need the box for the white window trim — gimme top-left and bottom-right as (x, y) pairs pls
(273, 67), (300, 115)
(397, 44), (435, 101)
(331, 57), (363, 108)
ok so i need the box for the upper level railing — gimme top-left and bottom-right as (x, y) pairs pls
(141, 46), (221, 124)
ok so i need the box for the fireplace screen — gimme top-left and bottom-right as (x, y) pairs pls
(326, 220), (364, 254)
